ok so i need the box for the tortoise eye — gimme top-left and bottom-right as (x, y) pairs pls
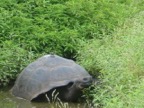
(83, 77), (92, 82)
(83, 78), (88, 81)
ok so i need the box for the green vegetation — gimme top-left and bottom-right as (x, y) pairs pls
(78, 11), (144, 108)
(0, 42), (38, 86)
(0, 0), (141, 86)
(0, 0), (144, 107)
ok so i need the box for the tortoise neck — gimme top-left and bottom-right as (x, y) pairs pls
(63, 84), (82, 102)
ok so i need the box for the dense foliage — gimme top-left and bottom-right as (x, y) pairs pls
(0, 42), (38, 86)
(78, 11), (144, 108)
(0, 0), (138, 86)
(0, 0), (144, 107)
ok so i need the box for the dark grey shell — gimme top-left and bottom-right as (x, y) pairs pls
(11, 55), (91, 101)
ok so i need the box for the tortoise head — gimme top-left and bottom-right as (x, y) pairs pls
(57, 76), (92, 102)
(68, 76), (93, 90)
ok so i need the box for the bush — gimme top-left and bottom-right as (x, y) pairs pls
(0, 0), (138, 57)
(0, 41), (38, 86)
(78, 11), (144, 107)
(0, 0), (143, 88)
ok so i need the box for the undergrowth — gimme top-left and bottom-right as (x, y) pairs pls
(0, 0), (141, 86)
(78, 11), (144, 108)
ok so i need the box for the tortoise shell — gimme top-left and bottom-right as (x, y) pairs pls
(11, 54), (92, 101)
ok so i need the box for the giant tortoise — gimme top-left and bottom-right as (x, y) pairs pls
(11, 54), (92, 102)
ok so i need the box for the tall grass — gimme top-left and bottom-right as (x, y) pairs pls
(78, 11), (144, 108)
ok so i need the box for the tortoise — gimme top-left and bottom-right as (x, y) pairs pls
(11, 54), (92, 102)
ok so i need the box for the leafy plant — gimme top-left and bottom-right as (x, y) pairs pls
(78, 11), (144, 108)
(0, 0), (139, 58)
(0, 41), (38, 86)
